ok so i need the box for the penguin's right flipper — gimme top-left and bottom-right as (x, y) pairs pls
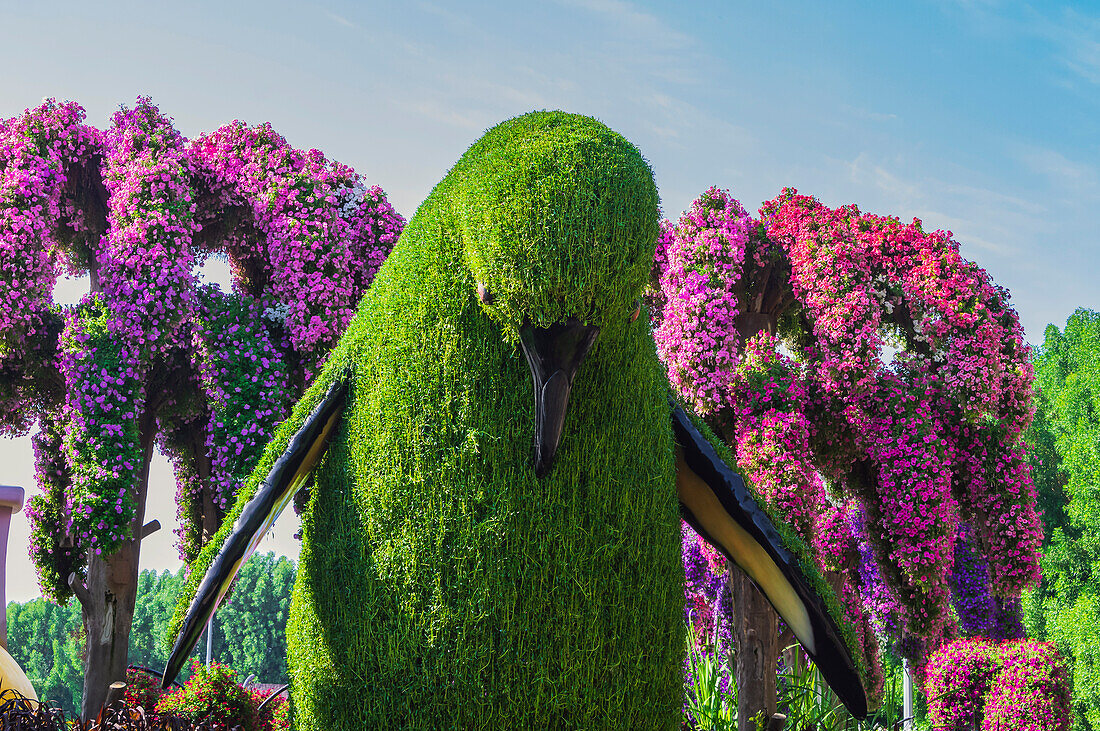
(672, 405), (869, 720)
(161, 373), (350, 688)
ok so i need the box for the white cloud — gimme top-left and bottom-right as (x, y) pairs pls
(321, 9), (357, 30)
(1013, 143), (1100, 194)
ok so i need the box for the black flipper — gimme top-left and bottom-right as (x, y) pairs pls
(161, 377), (349, 687)
(672, 405), (868, 719)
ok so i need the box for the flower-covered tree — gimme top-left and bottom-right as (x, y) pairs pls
(652, 187), (1042, 724)
(0, 97), (403, 718)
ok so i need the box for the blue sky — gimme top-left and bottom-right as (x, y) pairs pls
(1, 0), (1097, 602)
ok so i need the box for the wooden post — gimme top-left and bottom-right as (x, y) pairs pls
(732, 570), (779, 730)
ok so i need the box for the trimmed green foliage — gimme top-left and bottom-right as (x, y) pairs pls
(175, 112), (685, 728)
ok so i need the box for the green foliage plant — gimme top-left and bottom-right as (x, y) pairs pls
(684, 613), (737, 730)
(776, 644), (907, 730)
(1023, 308), (1100, 727)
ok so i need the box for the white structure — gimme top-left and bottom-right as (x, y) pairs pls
(0, 485), (25, 651)
(903, 659), (915, 729)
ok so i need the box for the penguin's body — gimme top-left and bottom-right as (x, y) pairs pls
(166, 113), (868, 729)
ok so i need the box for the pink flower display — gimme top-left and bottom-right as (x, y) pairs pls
(98, 97), (198, 362)
(0, 100), (98, 362)
(0, 100), (100, 436)
(761, 189), (1040, 635)
(654, 187), (755, 414)
(655, 185), (1043, 697)
(925, 639), (1070, 730)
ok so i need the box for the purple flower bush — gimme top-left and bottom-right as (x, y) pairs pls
(0, 97), (404, 600)
(99, 97), (198, 362)
(654, 188), (758, 413)
(682, 521), (734, 653)
(950, 523), (1025, 641)
(188, 120), (402, 380)
(0, 100), (99, 434)
(681, 521), (736, 722)
(0, 99), (98, 362)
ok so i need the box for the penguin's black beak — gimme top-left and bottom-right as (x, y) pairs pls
(519, 319), (599, 478)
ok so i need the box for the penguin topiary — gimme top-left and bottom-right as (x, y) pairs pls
(164, 112), (868, 729)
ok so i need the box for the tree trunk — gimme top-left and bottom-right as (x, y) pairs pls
(75, 408), (157, 721)
(733, 569), (779, 730)
(725, 308), (783, 729)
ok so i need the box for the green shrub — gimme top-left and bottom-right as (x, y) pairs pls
(252, 688), (289, 731)
(176, 111), (683, 729)
(123, 667), (167, 720)
(156, 660), (263, 731)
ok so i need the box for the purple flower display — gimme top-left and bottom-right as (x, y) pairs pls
(0, 97), (404, 600)
(188, 120), (403, 380)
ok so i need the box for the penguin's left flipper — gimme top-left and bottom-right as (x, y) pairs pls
(672, 405), (869, 720)
(161, 375), (349, 688)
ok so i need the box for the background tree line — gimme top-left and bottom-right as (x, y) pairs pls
(6, 552), (295, 717)
(1024, 307), (1100, 729)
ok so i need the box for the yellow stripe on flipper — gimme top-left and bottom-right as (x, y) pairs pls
(0, 644), (38, 703)
(675, 448), (815, 655)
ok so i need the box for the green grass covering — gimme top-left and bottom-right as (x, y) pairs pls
(172, 112), (685, 729)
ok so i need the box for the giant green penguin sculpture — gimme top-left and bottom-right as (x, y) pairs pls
(164, 112), (869, 728)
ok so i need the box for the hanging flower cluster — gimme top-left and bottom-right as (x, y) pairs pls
(162, 405), (209, 567)
(728, 333), (885, 703)
(757, 188), (1041, 635)
(0, 100), (98, 436)
(0, 99), (97, 361)
(925, 639), (1070, 730)
(860, 370), (955, 636)
(24, 407), (83, 602)
(192, 285), (291, 518)
(729, 333), (821, 541)
(57, 295), (145, 557)
(188, 121), (404, 379)
(847, 505), (904, 639)
(653, 187), (754, 413)
(98, 97), (198, 361)
(654, 185), (1042, 710)
(951, 422), (1042, 596)
(949, 523), (1024, 640)
(656, 190), (882, 703)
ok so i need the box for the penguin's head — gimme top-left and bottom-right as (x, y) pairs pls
(451, 111), (660, 476)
